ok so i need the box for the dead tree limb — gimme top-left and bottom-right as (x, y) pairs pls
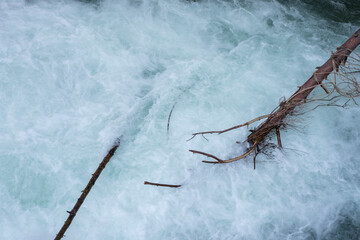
(54, 138), (121, 240)
(247, 29), (360, 145)
(190, 28), (360, 165)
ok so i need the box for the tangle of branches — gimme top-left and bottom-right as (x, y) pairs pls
(188, 29), (360, 169)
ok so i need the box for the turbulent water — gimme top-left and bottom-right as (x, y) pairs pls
(1, 0), (360, 239)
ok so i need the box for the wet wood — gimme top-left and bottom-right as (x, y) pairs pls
(54, 138), (121, 240)
(247, 29), (360, 145)
(144, 181), (181, 188)
(189, 29), (360, 165)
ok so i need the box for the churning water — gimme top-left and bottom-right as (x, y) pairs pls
(0, 0), (359, 239)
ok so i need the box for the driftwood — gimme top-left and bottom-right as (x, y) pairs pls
(54, 138), (121, 240)
(190, 29), (360, 165)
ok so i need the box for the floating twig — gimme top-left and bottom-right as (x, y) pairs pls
(144, 181), (181, 188)
(167, 102), (177, 138)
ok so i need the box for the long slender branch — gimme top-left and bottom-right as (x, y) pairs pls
(190, 140), (259, 164)
(187, 114), (271, 141)
(54, 138), (121, 240)
(189, 150), (224, 162)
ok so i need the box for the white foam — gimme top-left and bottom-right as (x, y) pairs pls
(0, 0), (359, 239)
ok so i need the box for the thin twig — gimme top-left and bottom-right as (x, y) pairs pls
(167, 102), (177, 138)
(144, 181), (181, 188)
(320, 84), (330, 94)
(191, 140), (259, 164)
(189, 150), (224, 162)
(187, 114), (271, 141)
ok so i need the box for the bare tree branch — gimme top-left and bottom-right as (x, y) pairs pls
(189, 28), (360, 168)
(54, 138), (121, 240)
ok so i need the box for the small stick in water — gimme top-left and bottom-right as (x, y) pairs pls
(144, 181), (181, 188)
(167, 102), (177, 138)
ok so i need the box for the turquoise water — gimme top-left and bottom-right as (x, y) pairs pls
(0, 0), (359, 239)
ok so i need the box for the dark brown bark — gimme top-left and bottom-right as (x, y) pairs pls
(54, 138), (121, 240)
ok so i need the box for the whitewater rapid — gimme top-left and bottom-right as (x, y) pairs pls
(0, 0), (359, 239)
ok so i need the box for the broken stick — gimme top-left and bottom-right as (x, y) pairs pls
(144, 181), (181, 188)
